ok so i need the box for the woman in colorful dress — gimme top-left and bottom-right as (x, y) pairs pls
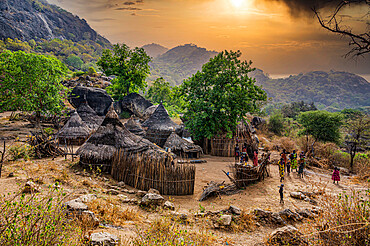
(332, 167), (340, 184)
(253, 150), (258, 166)
(290, 150), (298, 171)
(278, 158), (285, 182)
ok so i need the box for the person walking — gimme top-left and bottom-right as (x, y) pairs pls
(235, 144), (240, 163)
(298, 158), (305, 178)
(281, 149), (287, 170)
(286, 159), (291, 176)
(278, 158), (285, 182)
(332, 167), (340, 184)
(253, 150), (258, 166)
(290, 150), (298, 171)
(279, 184), (284, 204)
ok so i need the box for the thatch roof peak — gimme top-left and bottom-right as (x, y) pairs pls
(77, 102), (103, 131)
(164, 132), (203, 154)
(58, 111), (90, 139)
(142, 103), (179, 130)
(125, 118), (146, 137)
(77, 102), (97, 115)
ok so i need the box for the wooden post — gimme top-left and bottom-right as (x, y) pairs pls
(0, 141), (6, 178)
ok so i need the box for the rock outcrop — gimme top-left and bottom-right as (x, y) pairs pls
(114, 93), (153, 119)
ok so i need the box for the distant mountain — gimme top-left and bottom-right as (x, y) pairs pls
(250, 70), (370, 111)
(142, 43), (168, 59)
(148, 44), (218, 85)
(0, 0), (110, 46)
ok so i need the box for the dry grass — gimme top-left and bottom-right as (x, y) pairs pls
(300, 189), (370, 245)
(133, 217), (216, 246)
(87, 197), (141, 226)
(271, 136), (297, 152)
(230, 211), (257, 233)
(354, 154), (370, 182)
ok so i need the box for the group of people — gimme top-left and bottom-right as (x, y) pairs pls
(235, 143), (259, 166)
(278, 149), (306, 182)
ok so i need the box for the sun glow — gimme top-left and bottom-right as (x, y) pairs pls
(230, 0), (245, 8)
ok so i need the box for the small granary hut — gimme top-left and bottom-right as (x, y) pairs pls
(164, 132), (203, 159)
(124, 118), (146, 137)
(58, 111), (90, 145)
(142, 103), (181, 147)
(76, 102), (104, 131)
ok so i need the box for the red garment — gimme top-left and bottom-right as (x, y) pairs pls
(332, 169), (340, 181)
(253, 152), (258, 166)
(281, 153), (287, 164)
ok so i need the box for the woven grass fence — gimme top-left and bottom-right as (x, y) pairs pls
(111, 150), (196, 195)
(210, 137), (251, 157)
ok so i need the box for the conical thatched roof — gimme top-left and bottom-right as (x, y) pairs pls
(58, 111), (90, 141)
(125, 118), (146, 137)
(142, 103), (180, 131)
(77, 105), (156, 165)
(76, 102), (104, 131)
(164, 132), (203, 154)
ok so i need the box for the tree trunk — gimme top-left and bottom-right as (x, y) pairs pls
(0, 141), (6, 178)
(350, 144), (357, 171)
(35, 111), (41, 128)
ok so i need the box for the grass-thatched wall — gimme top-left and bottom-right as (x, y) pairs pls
(112, 149), (196, 195)
(164, 132), (203, 159)
(142, 103), (181, 147)
(58, 111), (90, 146)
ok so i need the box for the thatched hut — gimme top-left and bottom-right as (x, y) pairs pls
(76, 105), (165, 172)
(164, 132), (203, 159)
(124, 118), (146, 137)
(76, 102), (103, 131)
(58, 111), (90, 145)
(142, 103), (181, 147)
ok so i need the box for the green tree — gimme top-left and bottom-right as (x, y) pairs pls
(65, 54), (83, 70)
(281, 101), (317, 119)
(181, 50), (267, 140)
(97, 43), (151, 100)
(268, 112), (285, 136)
(0, 51), (68, 124)
(298, 111), (343, 156)
(147, 77), (171, 104)
(343, 114), (370, 170)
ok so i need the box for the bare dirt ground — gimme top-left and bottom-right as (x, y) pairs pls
(0, 112), (368, 245)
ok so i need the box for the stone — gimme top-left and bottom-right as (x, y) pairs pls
(81, 210), (100, 227)
(117, 181), (125, 188)
(7, 172), (14, 177)
(171, 211), (188, 221)
(121, 198), (131, 203)
(127, 190), (136, 194)
(75, 194), (97, 204)
(136, 190), (147, 198)
(69, 86), (113, 116)
(89, 232), (119, 246)
(148, 188), (160, 195)
(117, 194), (128, 201)
(218, 215), (232, 226)
(105, 189), (120, 195)
(163, 201), (175, 210)
(296, 209), (316, 219)
(267, 225), (307, 246)
(115, 93), (153, 119)
(290, 192), (306, 200)
(22, 181), (40, 194)
(129, 198), (140, 205)
(254, 209), (285, 225)
(141, 193), (164, 206)
(278, 209), (303, 222)
(229, 205), (242, 215)
(64, 199), (88, 212)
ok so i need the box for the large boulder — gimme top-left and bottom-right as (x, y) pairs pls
(69, 86), (113, 116)
(141, 193), (164, 206)
(267, 225), (307, 245)
(88, 232), (119, 246)
(115, 93), (153, 118)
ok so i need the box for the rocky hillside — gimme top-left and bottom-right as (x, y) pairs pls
(251, 70), (370, 111)
(0, 0), (110, 45)
(142, 43), (168, 59)
(148, 44), (218, 85)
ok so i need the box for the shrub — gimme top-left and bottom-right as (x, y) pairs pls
(272, 137), (297, 152)
(268, 113), (285, 136)
(302, 190), (370, 245)
(0, 189), (83, 246)
(8, 143), (34, 161)
(133, 217), (215, 245)
(354, 153), (370, 181)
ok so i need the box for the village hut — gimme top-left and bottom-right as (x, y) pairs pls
(58, 111), (90, 145)
(76, 102), (104, 131)
(76, 105), (166, 172)
(142, 103), (181, 147)
(164, 132), (203, 159)
(124, 118), (146, 137)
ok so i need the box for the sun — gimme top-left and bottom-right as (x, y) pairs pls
(230, 0), (244, 8)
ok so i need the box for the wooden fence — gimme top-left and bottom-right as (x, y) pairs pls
(111, 150), (196, 195)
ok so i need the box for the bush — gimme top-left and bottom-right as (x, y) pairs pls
(0, 189), (83, 246)
(268, 113), (285, 136)
(272, 137), (297, 152)
(8, 143), (34, 161)
(302, 190), (370, 245)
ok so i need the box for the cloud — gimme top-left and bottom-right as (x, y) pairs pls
(123, 1), (136, 5)
(115, 7), (142, 10)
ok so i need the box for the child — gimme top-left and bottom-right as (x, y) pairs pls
(235, 144), (240, 163)
(242, 144), (248, 163)
(279, 184), (284, 204)
(298, 158), (305, 178)
(278, 158), (285, 182)
(286, 159), (291, 176)
(332, 167), (340, 184)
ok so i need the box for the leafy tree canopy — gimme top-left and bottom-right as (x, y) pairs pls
(281, 101), (317, 119)
(298, 110), (343, 144)
(0, 50), (68, 120)
(181, 50), (267, 140)
(268, 112), (285, 136)
(97, 43), (151, 100)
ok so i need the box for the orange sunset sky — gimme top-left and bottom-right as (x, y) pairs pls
(48, 0), (369, 75)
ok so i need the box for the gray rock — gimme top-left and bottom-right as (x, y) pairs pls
(229, 205), (242, 215)
(81, 210), (100, 227)
(171, 211), (188, 221)
(75, 194), (97, 204)
(65, 199), (88, 212)
(141, 193), (164, 206)
(117, 194), (128, 201)
(163, 201), (175, 210)
(127, 190), (136, 194)
(290, 192), (306, 200)
(148, 188), (160, 195)
(278, 209), (303, 222)
(105, 189), (120, 195)
(22, 181), (40, 194)
(115, 93), (153, 119)
(136, 190), (147, 198)
(121, 198), (131, 203)
(7, 172), (14, 178)
(117, 181), (125, 188)
(267, 225), (307, 246)
(218, 215), (232, 226)
(296, 209), (316, 219)
(89, 232), (119, 246)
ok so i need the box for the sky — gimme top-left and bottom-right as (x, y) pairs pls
(47, 0), (370, 75)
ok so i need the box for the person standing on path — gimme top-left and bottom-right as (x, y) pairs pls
(235, 144), (240, 163)
(279, 184), (284, 204)
(281, 149), (287, 171)
(253, 150), (258, 166)
(332, 167), (340, 184)
(290, 150), (298, 171)
(278, 158), (285, 182)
